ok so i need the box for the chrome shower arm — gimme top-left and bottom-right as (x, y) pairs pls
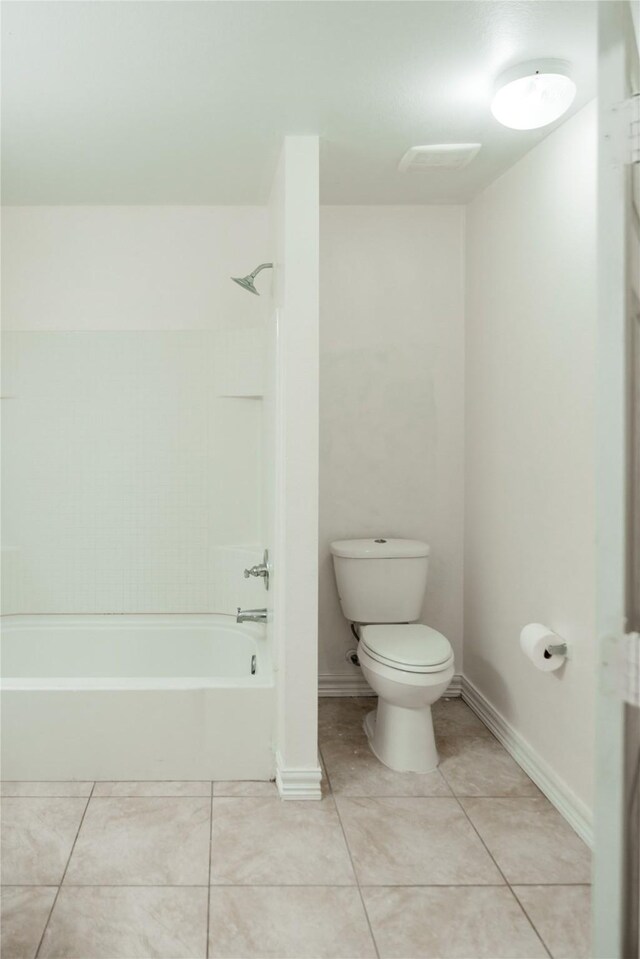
(249, 263), (273, 279)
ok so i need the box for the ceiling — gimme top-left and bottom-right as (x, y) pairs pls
(1, 1), (597, 205)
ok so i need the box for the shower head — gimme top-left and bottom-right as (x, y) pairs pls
(232, 275), (260, 295)
(231, 262), (273, 296)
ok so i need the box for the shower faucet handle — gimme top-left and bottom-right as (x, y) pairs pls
(243, 549), (270, 590)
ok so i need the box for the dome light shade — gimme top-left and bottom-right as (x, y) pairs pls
(491, 60), (576, 130)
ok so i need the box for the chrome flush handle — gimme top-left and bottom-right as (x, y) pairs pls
(243, 549), (270, 590)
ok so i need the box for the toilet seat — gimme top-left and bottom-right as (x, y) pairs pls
(360, 623), (453, 674)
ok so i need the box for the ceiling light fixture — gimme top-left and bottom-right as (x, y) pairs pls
(491, 59), (576, 130)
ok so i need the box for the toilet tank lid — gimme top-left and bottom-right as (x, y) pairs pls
(330, 538), (430, 559)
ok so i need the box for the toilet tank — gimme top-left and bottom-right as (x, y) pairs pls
(330, 538), (430, 624)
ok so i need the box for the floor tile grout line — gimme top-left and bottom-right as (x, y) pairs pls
(505, 882), (593, 888)
(510, 883), (561, 958)
(34, 782), (96, 959)
(1, 793), (95, 799)
(314, 792), (545, 800)
(313, 773), (542, 800)
(206, 790), (214, 959)
(452, 794), (552, 959)
(0, 884), (62, 889)
(6, 883), (212, 889)
(72, 794), (214, 800)
(320, 743), (381, 959)
(4, 794), (219, 800)
(0, 880), (591, 889)
(505, 884), (552, 959)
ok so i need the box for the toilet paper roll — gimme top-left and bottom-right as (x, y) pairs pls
(519, 623), (566, 672)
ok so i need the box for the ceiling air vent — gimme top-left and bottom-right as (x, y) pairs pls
(398, 143), (482, 173)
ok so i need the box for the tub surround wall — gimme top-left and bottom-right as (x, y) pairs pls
(319, 206), (465, 688)
(1, 207), (268, 616)
(1, 206), (269, 333)
(464, 102), (597, 829)
(2, 330), (265, 614)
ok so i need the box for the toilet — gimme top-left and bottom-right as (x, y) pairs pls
(330, 537), (454, 773)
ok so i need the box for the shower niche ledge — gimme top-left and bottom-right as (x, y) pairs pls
(215, 326), (265, 398)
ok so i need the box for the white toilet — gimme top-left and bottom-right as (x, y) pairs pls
(330, 537), (454, 773)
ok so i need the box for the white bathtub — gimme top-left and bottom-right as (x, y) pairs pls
(1, 614), (275, 781)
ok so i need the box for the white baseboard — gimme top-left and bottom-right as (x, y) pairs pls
(275, 753), (322, 800)
(444, 674), (463, 697)
(461, 676), (593, 847)
(318, 673), (374, 696)
(319, 672), (463, 698)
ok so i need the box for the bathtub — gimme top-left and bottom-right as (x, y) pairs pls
(1, 614), (275, 781)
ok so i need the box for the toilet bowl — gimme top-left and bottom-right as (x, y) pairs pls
(357, 624), (454, 773)
(330, 538), (455, 774)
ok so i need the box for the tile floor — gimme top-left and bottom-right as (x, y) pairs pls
(0, 696), (592, 959)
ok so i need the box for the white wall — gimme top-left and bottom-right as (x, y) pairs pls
(464, 102), (597, 816)
(1, 207), (269, 614)
(268, 138), (322, 797)
(593, 4), (638, 945)
(319, 206), (465, 683)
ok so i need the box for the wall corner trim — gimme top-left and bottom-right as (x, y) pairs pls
(461, 676), (593, 847)
(275, 752), (322, 800)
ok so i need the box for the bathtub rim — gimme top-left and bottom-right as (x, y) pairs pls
(0, 612), (273, 691)
(0, 612), (266, 633)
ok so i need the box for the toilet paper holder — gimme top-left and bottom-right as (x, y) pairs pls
(545, 642), (568, 658)
(520, 624), (568, 671)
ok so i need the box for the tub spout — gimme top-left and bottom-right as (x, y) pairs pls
(236, 607), (267, 624)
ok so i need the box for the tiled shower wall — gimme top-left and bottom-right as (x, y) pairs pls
(2, 331), (265, 614)
(1, 206), (269, 615)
